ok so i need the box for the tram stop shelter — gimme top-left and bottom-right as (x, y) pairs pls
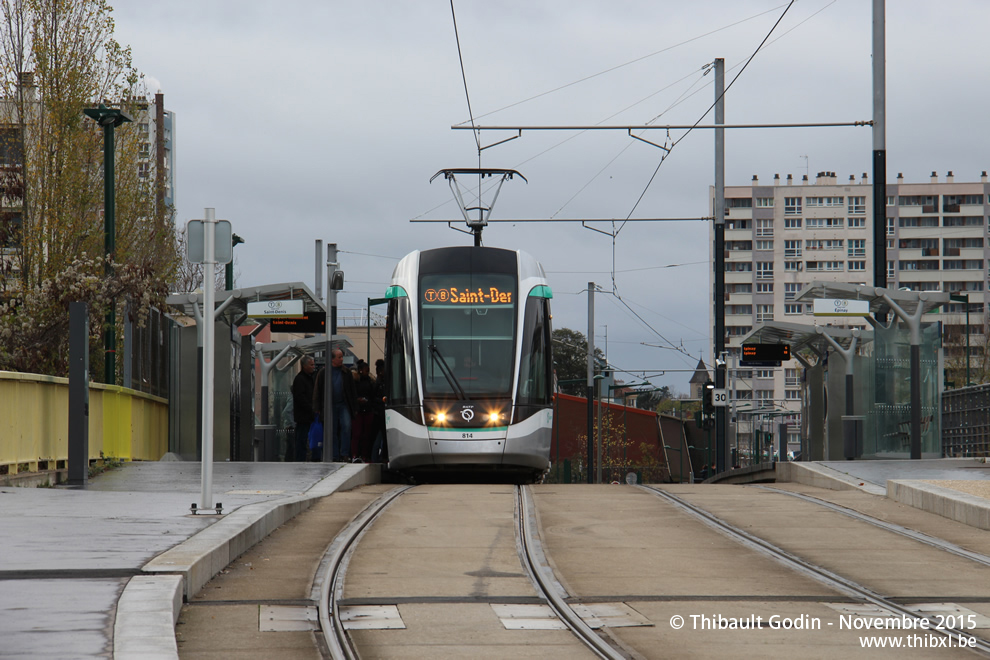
(751, 282), (949, 462)
(166, 282), (348, 462)
(741, 322), (872, 463)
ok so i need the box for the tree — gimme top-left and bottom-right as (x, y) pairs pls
(0, 0), (179, 378)
(552, 327), (605, 396)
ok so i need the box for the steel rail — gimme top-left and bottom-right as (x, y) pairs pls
(639, 485), (990, 656)
(319, 486), (412, 660)
(516, 485), (628, 660)
(754, 485), (990, 569)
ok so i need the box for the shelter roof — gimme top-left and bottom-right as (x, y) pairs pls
(167, 282), (326, 328)
(793, 281), (949, 317)
(741, 321), (871, 359)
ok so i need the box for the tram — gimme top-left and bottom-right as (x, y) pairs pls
(382, 246), (554, 481)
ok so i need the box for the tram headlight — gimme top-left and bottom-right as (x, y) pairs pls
(436, 412), (447, 424)
(487, 411), (501, 423)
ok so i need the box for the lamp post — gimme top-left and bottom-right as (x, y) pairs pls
(84, 104), (131, 385)
(225, 233), (244, 290)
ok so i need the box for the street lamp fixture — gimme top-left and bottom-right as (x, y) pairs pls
(84, 104), (132, 385)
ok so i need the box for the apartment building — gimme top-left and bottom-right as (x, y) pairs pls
(711, 170), (990, 439)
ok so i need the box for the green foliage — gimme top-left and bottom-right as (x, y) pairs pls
(552, 327), (605, 396)
(0, 0), (179, 379)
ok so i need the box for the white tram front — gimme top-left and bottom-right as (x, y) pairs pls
(383, 246), (554, 481)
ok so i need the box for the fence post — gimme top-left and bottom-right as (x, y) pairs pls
(68, 302), (89, 486)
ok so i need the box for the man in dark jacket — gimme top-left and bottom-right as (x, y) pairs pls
(314, 349), (357, 461)
(290, 356), (316, 461)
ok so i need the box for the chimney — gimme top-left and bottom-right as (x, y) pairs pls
(982, 171), (988, 183)
(861, 172), (869, 184)
(752, 175), (759, 185)
(786, 174), (793, 186)
(946, 171), (954, 183)
(802, 175), (809, 183)
(773, 173), (780, 186)
(849, 175), (855, 182)
(931, 171), (938, 183)
(897, 173), (904, 181)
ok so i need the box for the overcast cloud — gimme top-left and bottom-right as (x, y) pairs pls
(113, 0), (990, 392)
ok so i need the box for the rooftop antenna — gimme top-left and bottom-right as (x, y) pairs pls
(430, 168), (527, 246)
(800, 155), (809, 179)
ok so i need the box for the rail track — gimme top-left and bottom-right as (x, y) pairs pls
(639, 484), (990, 657)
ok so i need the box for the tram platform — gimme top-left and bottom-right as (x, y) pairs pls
(1, 458), (989, 659)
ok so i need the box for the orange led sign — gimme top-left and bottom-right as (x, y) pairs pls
(423, 287), (513, 305)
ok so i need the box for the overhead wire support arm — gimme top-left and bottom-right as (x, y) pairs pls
(627, 129), (670, 152)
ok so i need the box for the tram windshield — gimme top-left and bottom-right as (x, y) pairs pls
(419, 272), (516, 399)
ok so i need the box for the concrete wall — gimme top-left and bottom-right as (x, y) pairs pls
(0, 371), (168, 474)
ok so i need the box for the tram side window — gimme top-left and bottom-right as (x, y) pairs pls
(516, 295), (552, 412)
(386, 297), (420, 415)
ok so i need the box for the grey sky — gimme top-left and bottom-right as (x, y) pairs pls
(113, 0), (990, 392)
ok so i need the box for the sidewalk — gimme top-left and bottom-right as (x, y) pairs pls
(0, 461), (377, 660)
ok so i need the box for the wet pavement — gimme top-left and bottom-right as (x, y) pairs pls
(0, 462), (344, 660)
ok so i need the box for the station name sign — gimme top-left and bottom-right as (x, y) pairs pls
(813, 298), (870, 317)
(423, 286), (513, 305)
(247, 300), (305, 318)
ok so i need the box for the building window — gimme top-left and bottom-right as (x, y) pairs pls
(785, 390), (801, 400)
(943, 216), (983, 227)
(726, 305), (753, 316)
(755, 369), (774, 379)
(943, 259), (984, 270)
(726, 326), (752, 337)
(848, 217), (866, 228)
(785, 369), (800, 387)
(806, 217), (844, 229)
(784, 197), (802, 215)
(725, 218), (751, 230)
(784, 217), (802, 229)
(807, 196), (843, 207)
(756, 304), (774, 323)
(848, 239), (866, 257)
(848, 196), (866, 215)
(783, 261), (802, 272)
(755, 240), (773, 251)
(887, 217), (895, 235)
(735, 390), (753, 400)
(806, 261), (844, 272)
(899, 195), (938, 207)
(726, 240), (753, 251)
(756, 262), (774, 279)
(756, 390), (774, 401)
(726, 262), (753, 272)
(848, 261), (866, 271)
(784, 240), (801, 258)
(726, 198), (753, 208)
(755, 218), (774, 237)
(784, 303), (804, 315)
(728, 283), (753, 294)
(756, 197), (774, 207)
(784, 282), (802, 300)
(899, 260), (940, 271)
(756, 282), (773, 293)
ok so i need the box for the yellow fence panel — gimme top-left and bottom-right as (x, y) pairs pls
(0, 372), (168, 473)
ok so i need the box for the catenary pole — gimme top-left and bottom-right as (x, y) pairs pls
(714, 58), (727, 474)
(587, 283), (595, 484)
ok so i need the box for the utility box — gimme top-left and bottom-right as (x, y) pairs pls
(842, 415), (864, 460)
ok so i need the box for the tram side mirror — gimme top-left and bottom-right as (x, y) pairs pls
(330, 270), (344, 290)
